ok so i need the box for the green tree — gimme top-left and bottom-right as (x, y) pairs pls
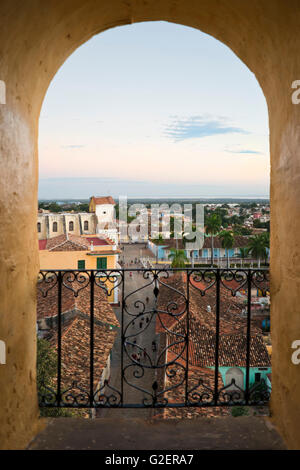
(156, 234), (165, 245)
(48, 202), (61, 213)
(219, 230), (234, 268)
(238, 247), (249, 267)
(233, 225), (252, 236)
(205, 213), (221, 266)
(37, 338), (73, 417)
(247, 234), (268, 268)
(168, 248), (188, 268)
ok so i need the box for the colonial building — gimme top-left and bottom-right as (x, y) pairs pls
(39, 233), (121, 304)
(37, 212), (97, 240)
(38, 196), (118, 244)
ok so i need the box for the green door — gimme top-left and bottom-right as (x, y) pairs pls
(97, 257), (107, 269)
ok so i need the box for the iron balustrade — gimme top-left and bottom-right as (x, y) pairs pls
(37, 268), (271, 409)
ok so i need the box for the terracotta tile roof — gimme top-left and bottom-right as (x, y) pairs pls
(37, 279), (119, 396)
(202, 235), (250, 249)
(40, 234), (116, 253)
(37, 279), (119, 328)
(48, 314), (117, 393)
(91, 196), (115, 205)
(45, 234), (89, 251)
(154, 350), (229, 419)
(86, 237), (110, 246)
(154, 271), (270, 419)
(156, 272), (259, 336)
(168, 319), (271, 368)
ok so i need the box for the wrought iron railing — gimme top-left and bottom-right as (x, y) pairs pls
(37, 268), (271, 409)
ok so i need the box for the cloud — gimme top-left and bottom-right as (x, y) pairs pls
(164, 115), (249, 142)
(225, 148), (262, 155)
(61, 145), (86, 149)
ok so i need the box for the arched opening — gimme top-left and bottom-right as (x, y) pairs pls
(226, 367), (244, 390)
(36, 21), (271, 426)
(1, 1), (299, 450)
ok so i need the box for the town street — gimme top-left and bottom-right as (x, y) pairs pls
(98, 243), (160, 418)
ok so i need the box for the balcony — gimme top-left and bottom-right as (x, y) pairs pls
(37, 267), (271, 412)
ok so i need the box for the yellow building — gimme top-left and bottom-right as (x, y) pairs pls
(39, 233), (121, 304)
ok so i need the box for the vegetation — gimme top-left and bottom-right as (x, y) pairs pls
(247, 234), (269, 268)
(219, 230), (234, 268)
(232, 225), (252, 236)
(168, 248), (188, 268)
(253, 219), (270, 232)
(37, 338), (74, 417)
(39, 201), (89, 213)
(237, 247), (249, 267)
(205, 213), (221, 266)
(231, 406), (250, 417)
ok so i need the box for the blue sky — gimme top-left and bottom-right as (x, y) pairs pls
(39, 21), (269, 199)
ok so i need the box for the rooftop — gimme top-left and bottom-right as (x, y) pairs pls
(90, 196), (115, 206)
(39, 234), (111, 251)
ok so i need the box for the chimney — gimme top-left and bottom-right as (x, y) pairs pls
(90, 241), (94, 251)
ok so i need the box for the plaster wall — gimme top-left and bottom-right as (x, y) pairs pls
(95, 204), (115, 223)
(37, 213), (97, 239)
(1, 0), (300, 449)
(39, 249), (117, 270)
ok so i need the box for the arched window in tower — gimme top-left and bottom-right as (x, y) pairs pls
(69, 221), (74, 231)
(37, 222), (41, 233)
(53, 222), (58, 232)
(84, 220), (89, 231)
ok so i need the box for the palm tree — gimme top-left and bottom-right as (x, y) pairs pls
(157, 234), (164, 245)
(260, 231), (270, 264)
(238, 247), (249, 267)
(247, 234), (268, 268)
(168, 248), (188, 268)
(219, 230), (234, 268)
(205, 213), (221, 266)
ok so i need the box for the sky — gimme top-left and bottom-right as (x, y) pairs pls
(38, 21), (270, 199)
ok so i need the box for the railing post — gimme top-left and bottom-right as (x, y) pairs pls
(121, 270), (125, 407)
(214, 269), (220, 405)
(245, 269), (252, 405)
(185, 270), (190, 406)
(57, 271), (62, 407)
(90, 270), (94, 407)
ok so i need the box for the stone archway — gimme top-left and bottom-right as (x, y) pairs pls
(1, 0), (300, 449)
